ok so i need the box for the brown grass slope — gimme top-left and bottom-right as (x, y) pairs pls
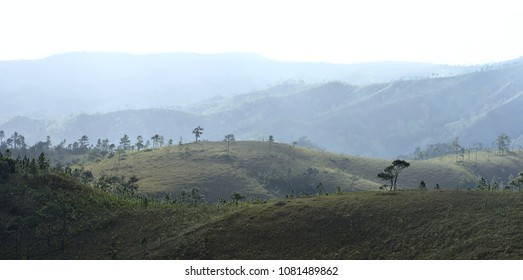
(83, 142), (523, 201)
(156, 191), (523, 259)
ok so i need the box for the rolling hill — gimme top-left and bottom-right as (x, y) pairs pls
(4, 145), (523, 260)
(161, 191), (523, 259)
(81, 141), (523, 202)
(4, 171), (523, 259)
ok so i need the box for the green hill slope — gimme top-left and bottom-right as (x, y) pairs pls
(83, 141), (523, 201)
(3, 166), (523, 259)
(158, 191), (523, 259)
(0, 169), (238, 259)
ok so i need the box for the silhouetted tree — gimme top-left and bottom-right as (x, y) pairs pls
(193, 126), (204, 142)
(18, 135), (26, 150)
(378, 160), (410, 191)
(120, 134), (131, 151)
(418, 180), (427, 191)
(151, 134), (160, 148)
(268, 135), (274, 152)
(377, 166), (394, 191)
(6, 138), (13, 149)
(136, 135), (144, 151)
(9, 132), (26, 150)
(37, 152), (49, 172)
(78, 135), (89, 151)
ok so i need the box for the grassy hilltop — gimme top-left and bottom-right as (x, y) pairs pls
(83, 141), (523, 201)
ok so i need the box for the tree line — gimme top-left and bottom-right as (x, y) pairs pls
(376, 157), (523, 192)
(0, 126), (285, 165)
(410, 133), (515, 161)
(0, 128), (198, 162)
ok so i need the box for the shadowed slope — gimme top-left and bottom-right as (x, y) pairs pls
(159, 191), (523, 259)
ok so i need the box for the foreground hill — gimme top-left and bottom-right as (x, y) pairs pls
(0, 171), (238, 259)
(3, 152), (523, 260)
(82, 141), (523, 201)
(159, 191), (523, 259)
(4, 172), (523, 260)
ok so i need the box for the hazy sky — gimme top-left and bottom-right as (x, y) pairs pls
(1, 0), (522, 64)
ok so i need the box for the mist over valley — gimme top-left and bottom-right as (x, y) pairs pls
(1, 52), (522, 158)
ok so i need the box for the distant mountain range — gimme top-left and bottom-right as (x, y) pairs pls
(0, 52), (474, 120)
(2, 52), (523, 158)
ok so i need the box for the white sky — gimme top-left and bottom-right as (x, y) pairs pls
(0, 0), (522, 64)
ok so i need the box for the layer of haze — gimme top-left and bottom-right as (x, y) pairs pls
(1, 0), (522, 65)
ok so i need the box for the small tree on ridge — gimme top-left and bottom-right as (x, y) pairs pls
(193, 126), (204, 143)
(377, 160), (410, 191)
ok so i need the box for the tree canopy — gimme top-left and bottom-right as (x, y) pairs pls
(377, 159), (410, 191)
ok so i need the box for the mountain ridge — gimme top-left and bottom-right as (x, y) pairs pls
(0, 52), (476, 120)
(2, 54), (523, 157)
